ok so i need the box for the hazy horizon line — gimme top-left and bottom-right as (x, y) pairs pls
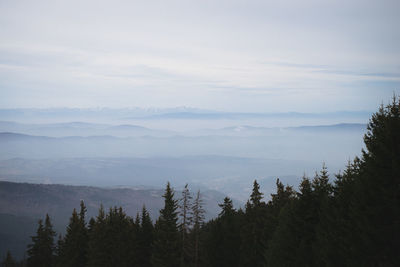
(0, 106), (376, 114)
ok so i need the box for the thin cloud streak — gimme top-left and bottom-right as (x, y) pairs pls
(0, 0), (399, 111)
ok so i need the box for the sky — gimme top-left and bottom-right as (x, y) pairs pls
(0, 0), (399, 112)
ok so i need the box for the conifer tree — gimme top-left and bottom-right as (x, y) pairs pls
(152, 182), (180, 267)
(136, 205), (153, 267)
(348, 96), (400, 266)
(249, 179), (263, 207)
(57, 201), (88, 267)
(87, 217), (96, 236)
(240, 180), (267, 267)
(268, 178), (296, 215)
(218, 197), (234, 217)
(2, 251), (16, 267)
(55, 234), (63, 264)
(314, 159), (359, 266)
(87, 205), (136, 267)
(263, 179), (295, 258)
(27, 214), (56, 267)
(86, 205), (108, 267)
(266, 176), (312, 267)
(179, 184), (193, 267)
(312, 163), (332, 199)
(204, 197), (242, 267)
(192, 190), (205, 267)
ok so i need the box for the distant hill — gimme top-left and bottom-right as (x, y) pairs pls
(0, 181), (236, 260)
(0, 156), (320, 200)
(0, 121), (174, 138)
(288, 123), (367, 132)
(127, 111), (372, 120)
(0, 120), (366, 163)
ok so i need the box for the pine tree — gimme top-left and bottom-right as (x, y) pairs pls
(348, 96), (400, 266)
(249, 179), (263, 207)
(86, 205), (108, 267)
(263, 178), (296, 260)
(152, 182), (180, 267)
(218, 197), (234, 217)
(266, 176), (313, 267)
(191, 190), (205, 267)
(240, 180), (267, 267)
(179, 184), (193, 267)
(136, 205), (153, 267)
(2, 251), (16, 267)
(57, 201), (88, 267)
(268, 178), (295, 216)
(312, 163), (332, 199)
(55, 234), (64, 264)
(314, 159), (359, 266)
(204, 197), (242, 267)
(27, 214), (56, 267)
(87, 206), (136, 267)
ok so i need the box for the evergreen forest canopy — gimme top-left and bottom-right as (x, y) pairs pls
(2, 97), (399, 267)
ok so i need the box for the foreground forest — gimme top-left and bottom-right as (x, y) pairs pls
(2, 97), (399, 267)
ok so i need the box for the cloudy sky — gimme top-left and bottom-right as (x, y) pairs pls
(0, 0), (399, 112)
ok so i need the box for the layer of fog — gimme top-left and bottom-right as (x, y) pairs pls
(0, 108), (369, 201)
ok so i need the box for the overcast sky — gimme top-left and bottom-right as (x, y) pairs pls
(0, 0), (399, 112)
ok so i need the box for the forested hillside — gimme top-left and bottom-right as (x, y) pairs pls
(2, 98), (399, 267)
(0, 181), (235, 260)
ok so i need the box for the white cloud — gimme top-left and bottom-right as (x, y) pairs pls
(0, 0), (399, 111)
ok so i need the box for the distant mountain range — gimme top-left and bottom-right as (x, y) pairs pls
(0, 108), (371, 260)
(0, 108), (373, 123)
(0, 120), (367, 138)
(134, 111), (372, 120)
(0, 156), (304, 198)
(0, 121), (174, 137)
(0, 181), (238, 260)
(0, 122), (367, 162)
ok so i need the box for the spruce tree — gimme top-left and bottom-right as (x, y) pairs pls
(249, 179), (263, 207)
(266, 176), (312, 267)
(106, 207), (136, 267)
(218, 197), (234, 217)
(263, 179), (295, 258)
(205, 197), (242, 267)
(88, 206), (136, 267)
(27, 214), (56, 267)
(268, 179), (296, 217)
(152, 182), (180, 267)
(55, 234), (63, 264)
(179, 184), (193, 267)
(57, 201), (88, 267)
(311, 163), (332, 200)
(86, 205), (108, 267)
(2, 251), (16, 267)
(191, 190), (205, 267)
(136, 205), (154, 267)
(315, 159), (359, 266)
(240, 180), (267, 267)
(348, 96), (400, 266)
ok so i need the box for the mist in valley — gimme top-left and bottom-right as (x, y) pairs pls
(0, 108), (369, 201)
(1, 0), (399, 263)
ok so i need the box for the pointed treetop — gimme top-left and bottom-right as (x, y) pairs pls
(159, 181), (179, 223)
(141, 205), (153, 228)
(135, 212), (141, 226)
(218, 197), (235, 217)
(3, 251), (16, 267)
(312, 164), (331, 194)
(97, 204), (105, 222)
(192, 190), (205, 227)
(250, 179), (263, 207)
(299, 175), (312, 196)
(79, 200), (87, 224)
